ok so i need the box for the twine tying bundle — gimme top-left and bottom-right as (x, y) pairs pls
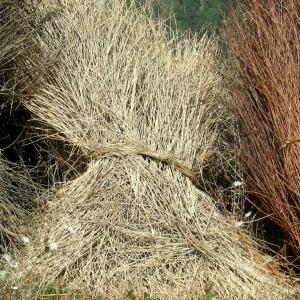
(85, 143), (196, 180)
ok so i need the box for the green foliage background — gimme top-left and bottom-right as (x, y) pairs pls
(134, 0), (233, 34)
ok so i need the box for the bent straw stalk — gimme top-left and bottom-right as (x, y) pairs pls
(15, 0), (295, 298)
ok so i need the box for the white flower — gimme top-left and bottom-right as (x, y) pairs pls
(264, 254), (273, 263)
(233, 181), (243, 187)
(3, 253), (11, 263)
(0, 271), (8, 280)
(20, 236), (30, 245)
(244, 211), (252, 218)
(151, 228), (155, 236)
(48, 242), (58, 252)
(11, 286), (18, 294)
(2, 254), (18, 268)
(66, 226), (75, 234)
(235, 221), (244, 228)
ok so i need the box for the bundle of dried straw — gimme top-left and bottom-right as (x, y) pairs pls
(13, 0), (295, 298)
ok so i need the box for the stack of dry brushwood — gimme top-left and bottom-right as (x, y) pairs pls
(0, 0), (297, 299)
(227, 0), (300, 259)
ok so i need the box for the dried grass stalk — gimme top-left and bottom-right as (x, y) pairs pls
(226, 0), (300, 257)
(22, 158), (294, 299)
(14, 0), (295, 298)
(0, 159), (38, 249)
(0, 1), (38, 250)
(0, 0), (30, 98)
(0, 1), (18, 66)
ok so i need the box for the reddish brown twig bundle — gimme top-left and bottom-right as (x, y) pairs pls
(227, 0), (300, 257)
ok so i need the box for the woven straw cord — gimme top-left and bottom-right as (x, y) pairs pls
(86, 143), (196, 180)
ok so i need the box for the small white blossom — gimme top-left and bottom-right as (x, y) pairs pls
(20, 236), (30, 245)
(10, 261), (18, 268)
(3, 253), (11, 262)
(244, 211), (252, 218)
(11, 286), (18, 295)
(66, 226), (75, 234)
(2, 254), (18, 268)
(0, 271), (8, 280)
(48, 242), (58, 252)
(264, 254), (273, 263)
(151, 228), (155, 236)
(233, 181), (243, 187)
(235, 221), (244, 228)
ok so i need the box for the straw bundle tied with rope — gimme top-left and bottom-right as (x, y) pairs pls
(13, 0), (295, 298)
